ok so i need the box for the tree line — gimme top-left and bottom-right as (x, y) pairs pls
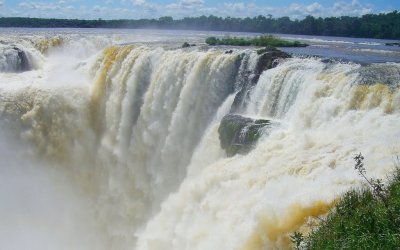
(1, 11), (400, 39)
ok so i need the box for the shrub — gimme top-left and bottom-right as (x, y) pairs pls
(205, 36), (218, 45)
(290, 154), (400, 249)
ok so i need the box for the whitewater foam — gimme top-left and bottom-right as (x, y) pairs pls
(1, 33), (400, 250)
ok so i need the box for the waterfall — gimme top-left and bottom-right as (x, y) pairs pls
(0, 44), (32, 72)
(1, 34), (400, 250)
(135, 58), (400, 250)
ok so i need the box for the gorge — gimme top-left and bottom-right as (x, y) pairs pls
(1, 30), (400, 250)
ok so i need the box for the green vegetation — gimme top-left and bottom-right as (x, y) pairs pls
(1, 11), (400, 39)
(292, 154), (400, 249)
(205, 35), (308, 47)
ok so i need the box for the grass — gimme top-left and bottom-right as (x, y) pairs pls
(294, 155), (400, 250)
(205, 35), (308, 47)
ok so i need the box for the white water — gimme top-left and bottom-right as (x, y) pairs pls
(1, 32), (400, 250)
(136, 58), (400, 250)
(0, 124), (107, 250)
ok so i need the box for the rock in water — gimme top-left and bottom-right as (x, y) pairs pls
(385, 42), (400, 47)
(218, 114), (277, 156)
(181, 42), (190, 48)
(15, 47), (30, 72)
(230, 49), (290, 113)
(0, 45), (30, 72)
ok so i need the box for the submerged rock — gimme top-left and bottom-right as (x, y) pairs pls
(231, 49), (290, 113)
(218, 114), (277, 156)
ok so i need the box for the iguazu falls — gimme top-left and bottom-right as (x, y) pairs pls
(1, 19), (400, 250)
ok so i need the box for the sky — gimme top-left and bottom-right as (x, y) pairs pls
(0, 0), (399, 20)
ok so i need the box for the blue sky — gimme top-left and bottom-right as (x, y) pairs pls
(0, 0), (399, 19)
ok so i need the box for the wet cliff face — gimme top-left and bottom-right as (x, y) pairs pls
(219, 48), (290, 156)
(230, 48), (290, 113)
(0, 45), (31, 72)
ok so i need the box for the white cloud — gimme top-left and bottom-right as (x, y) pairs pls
(220, 1), (373, 19)
(332, 0), (373, 16)
(92, 5), (102, 12)
(165, 3), (178, 9)
(223, 2), (245, 12)
(287, 3), (305, 16)
(9, 0), (378, 20)
(306, 2), (323, 14)
(180, 0), (203, 7)
(0, 0), (4, 7)
(115, 7), (129, 12)
(132, 0), (145, 6)
(18, 2), (31, 8)
(19, 1), (62, 11)
(285, 2), (324, 19)
(166, 0), (204, 12)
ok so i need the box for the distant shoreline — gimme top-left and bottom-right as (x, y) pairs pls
(1, 11), (400, 40)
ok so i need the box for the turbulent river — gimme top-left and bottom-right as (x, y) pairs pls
(1, 29), (400, 250)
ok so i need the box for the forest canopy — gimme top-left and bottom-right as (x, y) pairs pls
(1, 11), (400, 39)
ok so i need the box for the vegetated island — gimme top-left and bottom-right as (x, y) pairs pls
(205, 35), (308, 47)
(1, 11), (400, 39)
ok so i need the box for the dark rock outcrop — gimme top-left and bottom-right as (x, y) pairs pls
(218, 114), (277, 156)
(230, 48), (290, 113)
(385, 42), (400, 47)
(0, 45), (30, 72)
(181, 42), (196, 48)
(255, 48), (290, 74)
(13, 46), (30, 72)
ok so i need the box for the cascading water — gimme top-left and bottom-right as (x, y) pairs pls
(135, 58), (400, 250)
(1, 32), (400, 250)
